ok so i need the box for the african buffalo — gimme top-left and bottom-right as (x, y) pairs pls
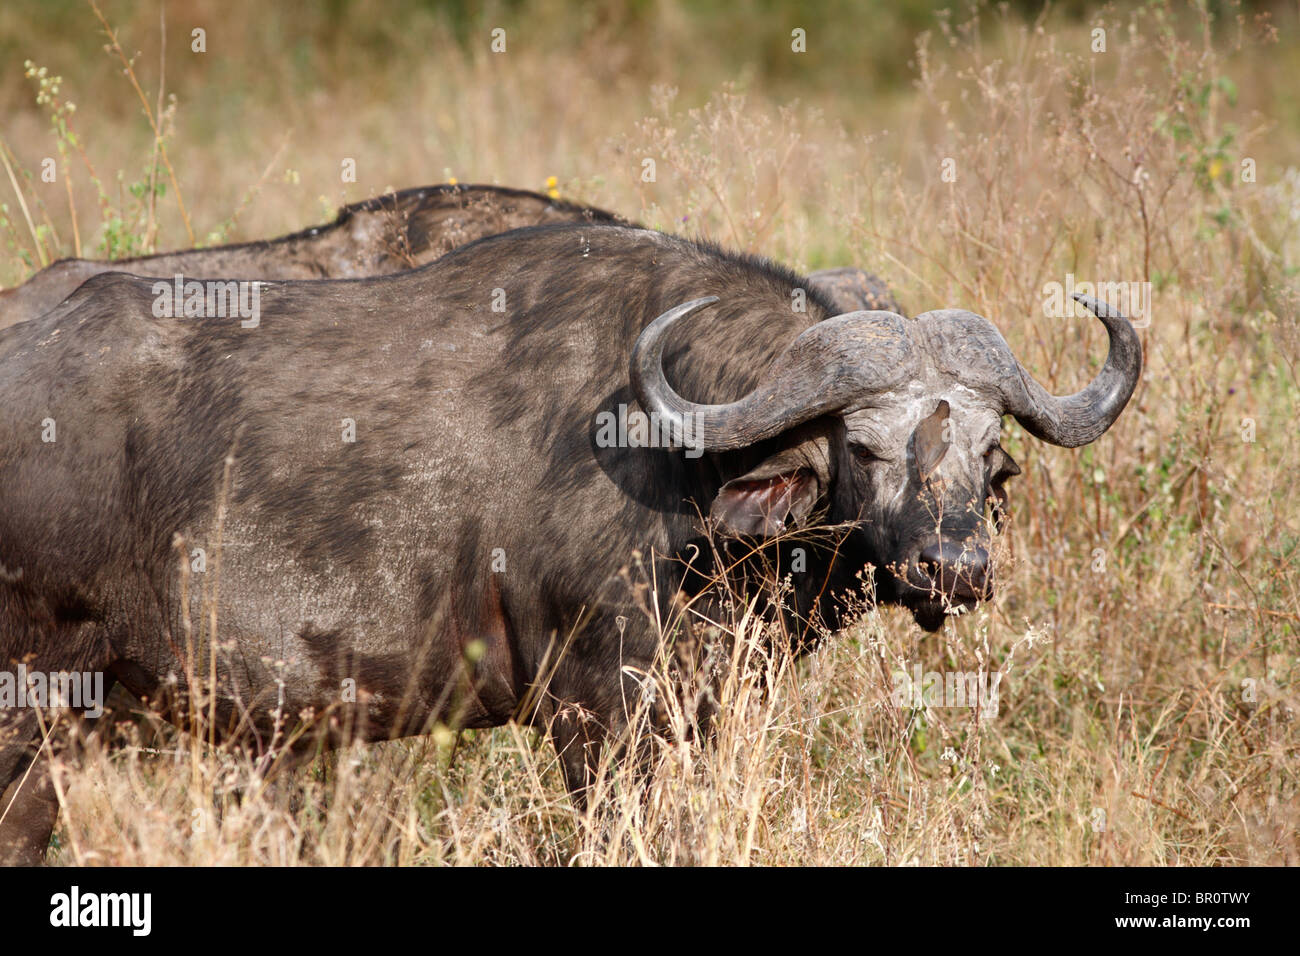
(0, 184), (900, 328)
(0, 223), (1137, 863)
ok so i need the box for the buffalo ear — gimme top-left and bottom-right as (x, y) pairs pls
(987, 444), (1022, 483)
(710, 433), (832, 539)
(985, 444), (1022, 530)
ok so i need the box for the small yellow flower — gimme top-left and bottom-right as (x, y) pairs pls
(449, 176), (458, 185)
(545, 175), (559, 199)
(1209, 158), (1223, 180)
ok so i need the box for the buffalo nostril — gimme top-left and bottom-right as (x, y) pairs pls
(918, 541), (990, 598)
(917, 543), (944, 578)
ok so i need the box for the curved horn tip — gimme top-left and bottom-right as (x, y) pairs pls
(1070, 292), (1124, 321)
(678, 295), (719, 311)
(642, 295), (719, 334)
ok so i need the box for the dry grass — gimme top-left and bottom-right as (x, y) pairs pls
(2, 0), (1296, 865)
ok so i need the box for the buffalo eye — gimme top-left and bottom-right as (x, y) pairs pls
(848, 441), (878, 465)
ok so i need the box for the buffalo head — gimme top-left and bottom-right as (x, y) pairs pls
(631, 292), (1142, 630)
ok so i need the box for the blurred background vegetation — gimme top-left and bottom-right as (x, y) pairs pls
(2, 0), (1298, 273)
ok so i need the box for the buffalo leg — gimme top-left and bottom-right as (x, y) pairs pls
(1, 612), (115, 864)
(0, 669), (121, 866)
(549, 706), (606, 811)
(0, 707), (58, 865)
(0, 751), (58, 866)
